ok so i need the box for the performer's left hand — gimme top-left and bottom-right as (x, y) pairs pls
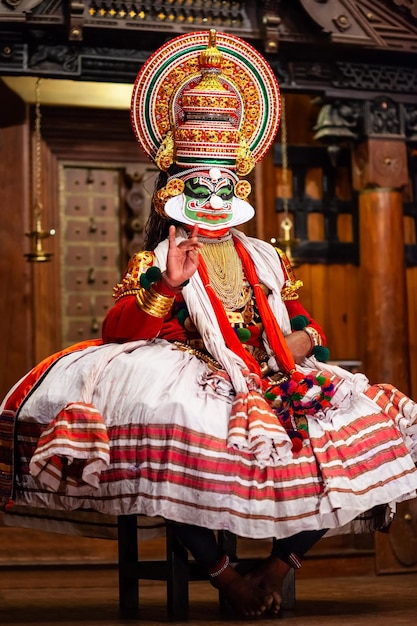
(285, 330), (312, 364)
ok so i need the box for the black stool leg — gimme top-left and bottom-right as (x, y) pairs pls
(217, 530), (237, 613)
(117, 514), (139, 617)
(166, 522), (190, 620)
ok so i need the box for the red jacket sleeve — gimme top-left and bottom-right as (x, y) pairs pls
(102, 294), (165, 343)
(284, 299), (326, 346)
(102, 250), (177, 343)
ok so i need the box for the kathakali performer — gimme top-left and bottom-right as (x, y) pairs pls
(1, 29), (417, 618)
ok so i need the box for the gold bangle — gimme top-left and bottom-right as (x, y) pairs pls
(135, 285), (175, 318)
(303, 326), (322, 352)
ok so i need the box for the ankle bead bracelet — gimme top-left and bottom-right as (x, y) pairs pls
(209, 554), (230, 577)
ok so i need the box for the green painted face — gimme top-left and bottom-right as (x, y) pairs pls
(182, 174), (235, 227)
(164, 167), (255, 231)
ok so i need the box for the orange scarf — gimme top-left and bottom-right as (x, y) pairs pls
(233, 236), (296, 374)
(197, 237), (296, 377)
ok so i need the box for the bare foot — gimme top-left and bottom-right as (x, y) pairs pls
(243, 556), (291, 615)
(210, 563), (273, 618)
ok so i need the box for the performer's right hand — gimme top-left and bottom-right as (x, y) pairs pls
(162, 224), (203, 291)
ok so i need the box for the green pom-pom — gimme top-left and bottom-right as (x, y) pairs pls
(177, 308), (189, 326)
(291, 315), (309, 330)
(139, 273), (152, 289)
(139, 266), (162, 290)
(313, 346), (330, 362)
(235, 327), (252, 343)
(146, 266), (162, 283)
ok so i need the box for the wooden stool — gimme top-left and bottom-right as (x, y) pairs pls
(117, 515), (296, 620)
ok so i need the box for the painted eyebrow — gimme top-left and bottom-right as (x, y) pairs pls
(187, 177), (213, 189)
(185, 179), (212, 198)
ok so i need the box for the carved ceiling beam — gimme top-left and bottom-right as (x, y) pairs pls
(259, 0), (283, 54)
(69, 1), (85, 42)
(298, 0), (417, 52)
(0, 1), (257, 41)
(1, 1), (417, 89)
(1, 1), (417, 53)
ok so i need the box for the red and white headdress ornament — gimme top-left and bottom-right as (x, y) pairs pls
(131, 29), (281, 177)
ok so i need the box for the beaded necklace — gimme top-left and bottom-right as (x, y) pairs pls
(199, 238), (252, 311)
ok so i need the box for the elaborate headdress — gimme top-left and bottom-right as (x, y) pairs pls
(131, 29), (281, 225)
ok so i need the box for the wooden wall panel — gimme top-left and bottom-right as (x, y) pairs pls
(25, 106), (148, 361)
(255, 148), (278, 242)
(0, 100), (151, 392)
(294, 263), (361, 363)
(0, 82), (32, 400)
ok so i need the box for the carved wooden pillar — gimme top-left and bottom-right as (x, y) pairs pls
(352, 133), (410, 392)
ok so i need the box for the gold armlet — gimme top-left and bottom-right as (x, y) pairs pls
(135, 285), (175, 318)
(113, 251), (157, 300)
(281, 280), (303, 301)
(114, 288), (141, 303)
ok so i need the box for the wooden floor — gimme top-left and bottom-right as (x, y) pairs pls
(1, 564), (417, 626)
(1, 522), (416, 626)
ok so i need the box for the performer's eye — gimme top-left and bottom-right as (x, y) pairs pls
(217, 187), (233, 200)
(186, 181), (211, 200)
